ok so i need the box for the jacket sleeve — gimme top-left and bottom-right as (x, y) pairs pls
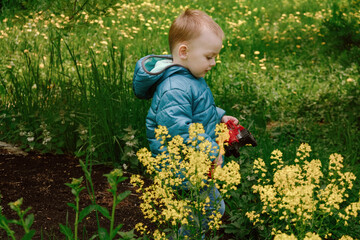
(156, 88), (220, 161)
(216, 107), (226, 121)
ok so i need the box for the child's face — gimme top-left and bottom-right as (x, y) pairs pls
(185, 28), (223, 78)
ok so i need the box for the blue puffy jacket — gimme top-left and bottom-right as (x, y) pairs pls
(133, 55), (225, 160)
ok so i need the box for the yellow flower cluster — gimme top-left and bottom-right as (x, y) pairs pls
(270, 149), (284, 171)
(295, 142), (312, 162)
(339, 236), (355, 240)
(132, 123), (241, 237)
(153, 229), (167, 240)
(134, 222), (148, 235)
(274, 232), (297, 240)
(246, 211), (262, 225)
(274, 231), (324, 240)
(273, 232), (355, 240)
(303, 232), (322, 240)
(318, 153), (356, 215)
(130, 174), (144, 192)
(248, 143), (359, 239)
(213, 161), (241, 196)
(254, 157), (267, 177)
(155, 125), (170, 145)
(215, 122), (230, 155)
(208, 211), (223, 230)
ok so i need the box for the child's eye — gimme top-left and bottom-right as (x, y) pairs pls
(206, 56), (213, 60)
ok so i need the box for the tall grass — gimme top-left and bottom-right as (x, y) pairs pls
(0, 0), (359, 171)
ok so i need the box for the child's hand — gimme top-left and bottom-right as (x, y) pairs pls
(221, 115), (239, 125)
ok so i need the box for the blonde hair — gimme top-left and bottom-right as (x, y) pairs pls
(168, 9), (224, 53)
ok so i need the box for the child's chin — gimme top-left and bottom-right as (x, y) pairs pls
(198, 72), (207, 78)
(191, 71), (207, 78)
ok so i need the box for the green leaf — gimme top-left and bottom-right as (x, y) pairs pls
(67, 203), (76, 211)
(118, 176), (128, 183)
(117, 229), (137, 240)
(76, 139), (83, 148)
(88, 234), (98, 240)
(24, 213), (34, 229)
(110, 224), (123, 239)
(75, 150), (85, 157)
(8, 219), (20, 225)
(94, 205), (110, 220)
(98, 227), (110, 240)
(21, 230), (36, 240)
(59, 224), (73, 239)
(79, 205), (96, 223)
(116, 191), (131, 204)
(23, 207), (32, 216)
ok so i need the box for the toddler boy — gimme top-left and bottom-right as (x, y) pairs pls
(133, 9), (238, 238)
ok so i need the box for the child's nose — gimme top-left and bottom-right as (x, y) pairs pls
(210, 58), (216, 67)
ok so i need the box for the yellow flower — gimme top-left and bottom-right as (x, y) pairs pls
(339, 236), (354, 240)
(304, 232), (321, 240)
(215, 123), (229, 155)
(130, 174), (144, 192)
(135, 222), (147, 235)
(153, 229), (166, 240)
(296, 143), (311, 161)
(274, 232), (297, 240)
(135, 124), (241, 233)
(249, 144), (358, 237)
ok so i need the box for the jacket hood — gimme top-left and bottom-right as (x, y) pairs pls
(133, 55), (188, 99)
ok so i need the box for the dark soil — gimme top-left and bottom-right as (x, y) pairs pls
(0, 148), (234, 240)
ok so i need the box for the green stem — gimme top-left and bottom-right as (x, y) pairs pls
(75, 195), (80, 240)
(83, 122), (102, 234)
(109, 193), (117, 238)
(0, 220), (16, 240)
(20, 214), (29, 233)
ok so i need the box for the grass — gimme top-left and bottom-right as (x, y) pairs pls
(0, 0), (359, 238)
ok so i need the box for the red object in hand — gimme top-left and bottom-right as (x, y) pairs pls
(226, 120), (245, 144)
(209, 119), (257, 177)
(224, 119), (257, 158)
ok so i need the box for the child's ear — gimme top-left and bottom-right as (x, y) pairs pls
(178, 44), (188, 60)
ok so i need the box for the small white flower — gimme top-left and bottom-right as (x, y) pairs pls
(123, 164), (128, 170)
(126, 151), (135, 157)
(42, 136), (52, 145)
(126, 141), (136, 147)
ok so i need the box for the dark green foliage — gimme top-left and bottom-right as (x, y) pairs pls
(322, 1), (360, 50)
(321, 1), (360, 65)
